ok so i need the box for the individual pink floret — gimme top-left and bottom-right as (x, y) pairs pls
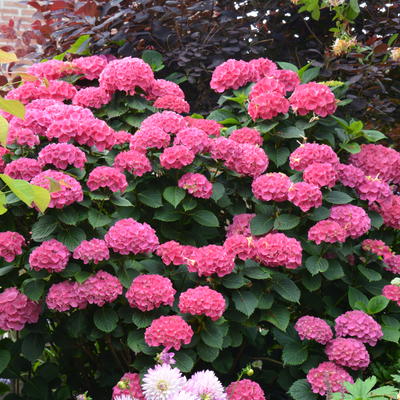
(130, 126), (171, 152)
(148, 79), (185, 100)
(185, 117), (222, 137)
(325, 338), (370, 370)
(7, 127), (40, 148)
(125, 274), (176, 311)
(356, 176), (392, 204)
(382, 284), (400, 306)
(249, 77), (286, 100)
(145, 315), (194, 350)
(224, 234), (256, 261)
(156, 240), (187, 266)
(38, 143), (86, 170)
(141, 111), (187, 135)
(179, 286), (226, 321)
(29, 239), (70, 273)
(248, 57), (278, 81)
(73, 55), (109, 80)
(288, 182), (322, 212)
(373, 195), (400, 230)
(361, 239), (392, 258)
(295, 316), (333, 344)
(272, 69), (300, 92)
(252, 172), (291, 202)
(73, 239), (110, 265)
(27, 59), (78, 80)
(178, 173), (213, 199)
(0, 231), (25, 262)
(87, 166), (128, 193)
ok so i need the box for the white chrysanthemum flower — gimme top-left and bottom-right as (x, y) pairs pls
(142, 364), (186, 400)
(184, 370), (227, 400)
(170, 391), (197, 400)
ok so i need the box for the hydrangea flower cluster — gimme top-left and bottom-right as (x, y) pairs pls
(112, 373), (144, 400)
(37, 143), (86, 169)
(0, 231), (25, 262)
(178, 173), (213, 199)
(29, 239), (70, 273)
(294, 316), (333, 344)
(87, 166), (128, 193)
(4, 158), (42, 180)
(73, 239), (110, 264)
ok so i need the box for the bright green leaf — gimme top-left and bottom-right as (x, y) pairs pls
(192, 210), (219, 227)
(232, 290), (258, 317)
(274, 214), (300, 230)
(0, 97), (25, 119)
(367, 296), (389, 314)
(0, 115), (8, 147)
(163, 186), (186, 208)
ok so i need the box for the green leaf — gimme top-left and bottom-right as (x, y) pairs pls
(277, 62), (299, 72)
(127, 330), (146, 353)
(142, 50), (164, 71)
(348, 287), (369, 310)
(31, 216), (58, 242)
(154, 207), (181, 222)
(347, 0), (360, 20)
(262, 304), (290, 331)
(31, 184), (50, 213)
(266, 146), (290, 167)
(382, 326), (400, 343)
(0, 115), (8, 147)
(126, 96), (148, 111)
(211, 182), (225, 201)
(192, 210), (219, 227)
(302, 274), (322, 292)
(74, 271), (90, 283)
(325, 191), (354, 204)
(250, 215), (273, 236)
(174, 351), (195, 373)
(244, 265), (271, 280)
(0, 265), (14, 277)
(0, 49), (18, 63)
(288, 379), (317, 400)
(57, 207), (81, 225)
(305, 256), (329, 275)
(273, 274), (301, 303)
(131, 310), (154, 329)
(308, 206), (330, 221)
(357, 265), (381, 282)
(111, 195), (133, 207)
(23, 279), (45, 301)
(283, 343), (308, 365)
(368, 211), (383, 229)
(323, 259), (344, 280)
(94, 307), (118, 333)
(88, 209), (112, 228)
(22, 334), (45, 362)
(138, 188), (163, 208)
(197, 342), (219, 362)
(362, 130), (386, 142)
(256, 121), (279, 133)
(274, 214), (300, 230)
(221, 274), (249, 289)
(0, 174), (34, 206)
(367, 296), (389, 314)
(163, 186), (186, 208)
(232, 290), (258, 317)
(201, 322), (227, 349)
(0, 191), (6, 215)
(340, 142), (361, 154)
(301, 67), (320, 83)
(0, 350), (10, 374)
(66, 34), (91, 55)
(0, 97), (25, 119)
(277, 126), (304, 139)
(57, 227), (86, 251)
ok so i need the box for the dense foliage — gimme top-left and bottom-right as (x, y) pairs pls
(0, 53), (399, 400)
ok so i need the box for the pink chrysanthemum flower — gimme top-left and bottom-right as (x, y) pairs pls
(295, 316), (333, 344)
(73, 239), (110, 264)
(229, 127), (263, 146)
(112, 372), (145, 400)
(0, 231), (25, 262)
(179, 286), (226, 321)
(325, 338), (370, 370)
(329, 205), (371, 239)
(308, 220), (347, 244)
(255, 233), (302, 269)
(307, 362), (354, 396)
(114, 150), (152, 177)
(178, 173), (213, 199)
(226, 379), (265, 400)
(335, 310), (383, 346)
(289, 143), (339, 171)
(159, 146), (195, 170)
(303, 162), (338, 188)
(87, 166), (128, 193)
(145, 315), (194, 350)
(38, 143), (86, 170)
(105, 218), (159, 255)
(29, 239), (70, 273)
(46, 281), (87, 311)
(288, 182), (322, 212)
(125, 274), (176, 312)
(210, 59), (252, 93)
(252, 172), (291, 202)
(4, 158), (42, 180)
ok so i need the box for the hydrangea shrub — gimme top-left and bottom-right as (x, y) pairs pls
(0, 54), (399, 400)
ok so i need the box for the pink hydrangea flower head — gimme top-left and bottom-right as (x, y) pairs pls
(295, 316), (333, 344)
(210, 137), (240, 161)
(173, 128), (210, 154)
(38, 143), (86, 170)
(73, 117), (116, 151)
(73, 239), (110, 264)
(114, 150), (152, 176)
(248, 92), (290, 120)
(329, 205), (371, 239)
(373, 195), (400, 230)
(5, 81), (44, 104)
(4, 158), (42, 180)
(226, 379), (266, 400)
(288, 182), (322, 212)
(356, 176), (392, 204)
(303, 162), (338, 188)
(384, 254), (400, 274)
(148, 79), (185, 100)
(130, 126), (171, 152)
(159, 146), (195, 170)
(42, 79), (77, 101)
(252, 172), (291, 202)
(178, 173), (213, 199)
(87, 166), (128, 193)
(29, 239), (70, 273)
(154, 95), (190, 114)
(335, 310), (383, 346)
(361, 239), (392, 258)
(73, 55), (109, 80)
(225, 143), (269, 177)
(184, 370), (226, 400)
(248, 57), (278, 81)
(249, 77), (286, 100)
(188, 245), (235, 277)
(141, 111), (187, 135)
(256, 233), (302, 269)
(229, 127), (263, 146)
(145, 315), (194, 350)
(72, 87), (112, 109)
(99, 57), (154, 94)
(308, 220), (347, 244)
(27, 59), (78, 80)
(46, 281), (87, 311)
(7, 127), (40, 148)
(30, 170), (83, 208)
(290, 82), (337, 117)
(114, 130), (133, 145)
(179, 286), (226, 321)
(307, 361), (354, 396)
(80, 270), (123, 306)
(112, 372), (144, 400)
(210, 59), (252, 92)
(126, 274), (176, 311)
(105, 218), (159, 255)
(0, 287), (40, 330)
(185, 117), (222, 137)
(349, 144), (400, 184)
(156, 241), (186, 266)
(272, 69), (300, 92)
(224, 234), (256, 261)
(226, 213), (255, 238)
(325, 338), (370, 370)
(289, 143), (339, 171)
(337, 163), (365, 188)
(0, 231), (25, 262)
(382, 284), (400, 305)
